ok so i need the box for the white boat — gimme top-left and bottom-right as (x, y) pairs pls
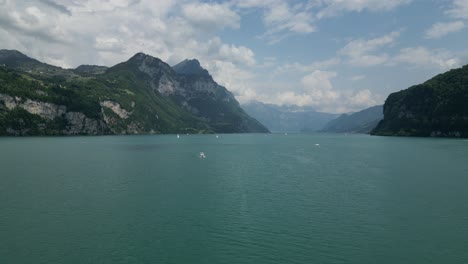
(177, 134), (180, 138)
(199, 152), (206, 158)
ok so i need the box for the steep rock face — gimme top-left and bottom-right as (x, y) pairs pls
(125, 53), (182, 96)
(173, 59), (210, 77)
(372, 65), (468, 137)
(172, 59), (268, 133)
(0, 94), (67, 120)
(322, 105), (383, 134)
(64, 112), (107, 135)
(0, 93), (108, 135)
(100, 100), (132, 119)
(99, 100), (146, 134)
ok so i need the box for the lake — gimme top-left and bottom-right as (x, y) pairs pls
(1, 134), (467, 264)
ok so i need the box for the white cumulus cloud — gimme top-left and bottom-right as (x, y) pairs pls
(446, 0), (468, 19)
(339, 31), (400, 66)
(316, 0), (412, 19)
(235, 0), (316, 44)
(235, 0), (410, 44)
(182, 2), (240, 32)
(348, 89), (377, 107)
(425, 21), (465, 39)
(274, 58), (341, 74)
(255, 70), (380, 113)
(392, 47), (461, 70)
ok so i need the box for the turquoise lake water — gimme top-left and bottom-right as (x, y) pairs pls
(1, 134), (468, 264)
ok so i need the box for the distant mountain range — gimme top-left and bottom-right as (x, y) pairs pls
(0, 49), (268, 135)
(321, 105), (383, 134)
(372, 64), (468, 137)
(241, 101), (339, 133)
(3, 49), (465, 137)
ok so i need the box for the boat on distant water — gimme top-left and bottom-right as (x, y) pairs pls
(177, 134), (180, 138)
(199, 152), (206, 159)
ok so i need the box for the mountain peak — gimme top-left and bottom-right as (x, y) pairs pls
(173, 59), (210, 77)
(0, 49), (29, 59)
(0, 49), (39, 67)
(128, 52), (156, 62)
(118, 52), (174, 73)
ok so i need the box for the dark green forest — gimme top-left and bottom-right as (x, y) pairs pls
(372, 65), (468, 137)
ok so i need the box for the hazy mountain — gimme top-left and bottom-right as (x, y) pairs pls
(321, 105), (383, 134)
(372, 65), (468, 137)
(242, 100), (339, 133)
(0, 50), (268, 135)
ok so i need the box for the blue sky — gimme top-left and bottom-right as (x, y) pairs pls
(1, 0), (467, 113)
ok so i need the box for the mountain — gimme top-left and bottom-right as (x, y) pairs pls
(0, 49), (76, 77)
(371, 65), (468, 137)
(242, 101), (339, 133)
(0, 49), (41, 68)
(173, 59), (268, 133)
(321, 105), (383, 134)
(0, 50), (268, 135)
(173, 59), (210, 77)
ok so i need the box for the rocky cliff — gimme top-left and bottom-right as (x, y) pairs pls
(173, 59), (268, 133)
(0, 93), (108, 135)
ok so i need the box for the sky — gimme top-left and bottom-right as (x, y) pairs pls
(1, 0), (468, 113)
